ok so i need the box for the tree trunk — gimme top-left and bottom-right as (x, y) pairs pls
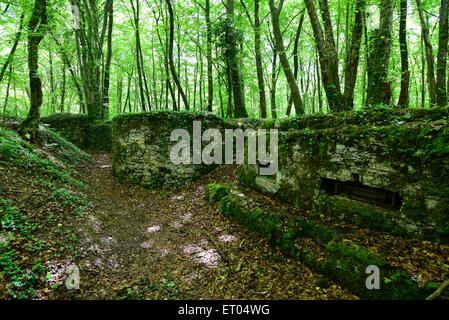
(20, 0), (47, 141)
(131, 0), (147, 111)
(49, 51), (56, 113)
(226, 0), (248, 118)
(269, 0), (304, 115)
(286, 11), (305, 117)
(206, 0), (213, 112)
(270, 48), (278, 119)
(254, 0), (267, 118)
(436, 0), (449, 107)
(60, 61), (66, 112)
(3, 64), (12, 113)
(102, 0), (114, 119)
(304, 0), (344, 112)
(416, 0), (437, 106)
(343, 0), (365, 110)
(397, 0), (410, 107)
(166, 0), (190, 110)
(366, 0), (394, 106)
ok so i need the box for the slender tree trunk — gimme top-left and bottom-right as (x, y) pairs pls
(165, 0), (190, 110)
(206, 0), (213, 112)
(269, 0), (304, 115)
(226, 0), (247, 118)
(3, 64), (12, 113)
(49, 51), (56, 113)
(436, 0), (449, 107)
(254, 0), (267, 118)
(286, 10), (305, 117)
(304, 0), (344, 112)
(199, 50), (204, 110)
(102, 0), (114, 119)
(270, 49), (278, 119)
(416, 0), (437, 106)
(131, 0), (147, 111)
(397, 0), (410, 107)
(60, 61), (66, 112)
(20, 0), (47, 141)
(343, 0), (365, 110)
(318, 0), (340, 94)
(117, 74), (123, 114)
(421, 38), (426, 108)
(366, 0), (394, 106)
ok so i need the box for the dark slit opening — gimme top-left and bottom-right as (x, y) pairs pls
(321, 177), (402, 210)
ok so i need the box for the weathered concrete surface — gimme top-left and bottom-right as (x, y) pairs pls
(112, 111), (231, 188)
(239, 107), (449, 243)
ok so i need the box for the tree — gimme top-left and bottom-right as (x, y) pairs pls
(366, 0), (394, 106)
(397, 0), (410, 107)
(416, 0), (437, 106)
(304, 0), (344, 112)
(19, 0), (47, 141)
(343, 0), (365, 110)
(166, 0), (190, 110)
(269, 0), (304, 115)
(206, 0), (213, 112)
(71, 0), (112, 119)
(226, 0), (248, 118)
(436, 0), (448, 107)
(102, 1), (114, 119)
(240, 0), (268, 118)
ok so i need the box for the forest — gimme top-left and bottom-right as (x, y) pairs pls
(0, 0), (447, 125)
(0, 0), (449, 303)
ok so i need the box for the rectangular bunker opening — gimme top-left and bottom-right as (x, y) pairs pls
(321, 176), (402, 210)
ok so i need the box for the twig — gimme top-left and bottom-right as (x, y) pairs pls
(426, 279), (449, 300)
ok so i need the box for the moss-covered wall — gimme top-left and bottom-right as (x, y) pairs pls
(112, 110), (236, 188)
(239, 107), (449, 244)
(205, 184), (441, 300)
(41, 113), (112, 151)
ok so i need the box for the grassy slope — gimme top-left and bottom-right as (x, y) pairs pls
(0, 117), (92, 299)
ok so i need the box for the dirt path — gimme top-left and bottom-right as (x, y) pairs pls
(70, 152), (356, 299)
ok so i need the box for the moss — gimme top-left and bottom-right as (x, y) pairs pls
(41, 113), (111, 151)
(207, 184), (434, 299)
(112, 110), (225, 137)
(261, 106), (449, 131)
(205, 184), (231, 204)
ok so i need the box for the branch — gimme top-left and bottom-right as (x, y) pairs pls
(426, 279), (449, 300)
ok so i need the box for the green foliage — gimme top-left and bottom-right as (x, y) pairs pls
(0, 199), (42, 299)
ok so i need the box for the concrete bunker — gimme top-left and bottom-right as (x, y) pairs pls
(238, 107), (449, 243)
